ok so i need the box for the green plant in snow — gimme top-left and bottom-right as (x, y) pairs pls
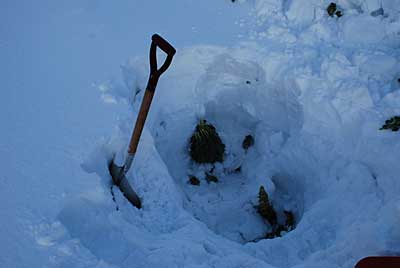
(380, 116), (400, 132)
(257, 186), (277, 226)
(327, 2), (343, 17)
(256, 186), (297, 240)
(189, 119), (225, 164)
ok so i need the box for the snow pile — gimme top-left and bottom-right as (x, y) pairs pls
(32, 1), (400, 268)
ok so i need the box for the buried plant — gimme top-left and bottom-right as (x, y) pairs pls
(380, 116), (400, 132)
(189, 119), (225, 164)
(242, 134), (254, 151)
(256, 186), (296, 239)
(205, 173), (219, 183)
(257, 186), (277, 226)
(265, 211), (296, 239)
(188, 175), (200, 186)
(327, 2), (343, 17)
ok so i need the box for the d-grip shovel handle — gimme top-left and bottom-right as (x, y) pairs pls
(148, 34), (176, 91)
(127, 34), (176, 155)
(152, 34), (176, 56)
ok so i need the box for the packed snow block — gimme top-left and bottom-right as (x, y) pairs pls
(198, 57), (261, 123)
(95, 59), (149, 105)
(342, 15), (386, 44)
(120, 60), (148, 103)
(254, 0), (285, 22)
(339, 0), (382, 13)
(318, 53), (374, 122)
(196, 54), (266, 102)
(189, 120), (225, 164)
(197, 54), (304, 158)
(265, 25), (298, 43)
(286, 0), (320, 27)
(354, 53), (398, 77)
(382, 0), (400, 19)
(362, 0), (383, 13)
(331, 84), (374, 123)
(333, 162), (378, 199)
(380, 90), (400, 112)
(268, 132), (285, 154)
(321, 53), (358, 83)
(98, 80), (130, 104)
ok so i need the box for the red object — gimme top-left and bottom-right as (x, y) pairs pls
(355, 257), (400, 268)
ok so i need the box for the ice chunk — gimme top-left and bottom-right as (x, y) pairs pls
(356, 54), (397, 76)
(342, 15), (386, 44)
(286, 0), (319, 27)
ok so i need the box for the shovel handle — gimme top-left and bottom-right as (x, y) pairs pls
(148, 34), (176, 91)
(127, 34), (176, 155)
(152, 34), (176, 57)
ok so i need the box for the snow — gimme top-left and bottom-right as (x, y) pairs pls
(2, 0), (400, 268)
(342, 15), (386, 44)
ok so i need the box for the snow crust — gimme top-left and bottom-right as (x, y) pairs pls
(2, 0), (400, 268)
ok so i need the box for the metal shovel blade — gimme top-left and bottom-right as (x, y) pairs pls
(108, 159), (142, 209)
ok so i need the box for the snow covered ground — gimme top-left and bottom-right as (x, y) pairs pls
(1, 0), (400, 267)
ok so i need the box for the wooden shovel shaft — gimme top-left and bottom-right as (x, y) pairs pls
(126, 34), (175, 158)
(127, 88), (155, 154)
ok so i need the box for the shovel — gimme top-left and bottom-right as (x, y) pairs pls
(109, 34), (176, 209)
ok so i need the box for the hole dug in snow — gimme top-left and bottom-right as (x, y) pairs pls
(151, 55), (304, 244)
(183, 118), (301, 244)
(183, 117), (269, 244)
(155, 106), (302, 243)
